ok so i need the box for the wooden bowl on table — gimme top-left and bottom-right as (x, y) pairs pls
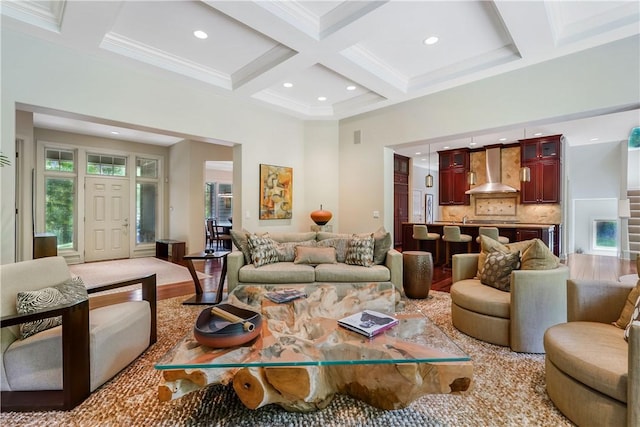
(193, 303), (262, 348)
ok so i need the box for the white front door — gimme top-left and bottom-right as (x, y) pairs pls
(85, 177), (130, 262)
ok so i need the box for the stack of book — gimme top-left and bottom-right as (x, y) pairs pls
(338, 310), (399, 338)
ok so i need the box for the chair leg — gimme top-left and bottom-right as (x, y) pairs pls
(443, 241), (451, 270)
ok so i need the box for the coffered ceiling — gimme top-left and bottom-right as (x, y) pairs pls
(3, 1), (639, 160)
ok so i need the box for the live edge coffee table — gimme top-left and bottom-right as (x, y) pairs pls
(156, 283), (472, 412)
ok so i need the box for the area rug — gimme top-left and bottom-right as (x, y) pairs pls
(69, 257), (209, 288)
(0, 291), (573, 427)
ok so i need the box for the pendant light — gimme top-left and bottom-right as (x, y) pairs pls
(519, 128), (531, 182)
(467, 137), (477, 185)
(425, 144), (433, 188)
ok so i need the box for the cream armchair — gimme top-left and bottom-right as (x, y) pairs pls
(544, 279), (638, 427)
(450, 253), (569, 353)
(1, 256), (157, 411)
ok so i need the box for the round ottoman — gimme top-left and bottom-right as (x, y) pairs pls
(402, 251), (433, 299)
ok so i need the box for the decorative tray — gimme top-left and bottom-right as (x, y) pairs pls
(193, 303), (262, 348)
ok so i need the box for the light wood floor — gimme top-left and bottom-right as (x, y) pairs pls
(90, 253), (637, 309)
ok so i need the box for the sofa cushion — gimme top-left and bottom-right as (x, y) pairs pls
(230, 228), (253, 264)
(520, 239), (559, 270)
(276, 240), (316, 262)
(318, 228), (391, 265)
(479, 250), (520, 292)
(268, 232), (317, 243)
(238, 262), (315, 284)
(624, 293), (640, 341)
(545, 322), (628, 403)
(315, 263), (391, 283)
(247, 234), (279, 268)
(317, 238), (350, 262)
(614, 283), (640, 329)
(450, 279), (510, 319)
(16, 277), (88, 339)
(345, 234), (375, 267)
(294, 246), (336, 265)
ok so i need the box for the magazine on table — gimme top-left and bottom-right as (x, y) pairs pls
(264, 288), (307, 303)
(338, 310), (399, 338)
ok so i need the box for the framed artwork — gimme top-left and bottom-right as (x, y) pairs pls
(425, 194), (434, 223)
(259, 164), (293, 219)
(592, 219), (617, 251)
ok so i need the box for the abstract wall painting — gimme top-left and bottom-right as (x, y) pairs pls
(592, 219), (617, 251)
(259, 164), (292, 220)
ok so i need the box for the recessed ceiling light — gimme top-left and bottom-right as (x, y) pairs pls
(590, 137), (599, 141)
(499, 137), (507, 141)
(469, 142), (477, 146)
(443, 146), (449, 149)
(533, 132), (543, 136)
(415, 152), (421, 155)
(283, 82), (293, 88)
(423, 36), (439, 45)
(193, 30), (208, 39)
(421, 158), (427, 161)
(317, 96), (327, 101)
(110, 131), (119, 135)
(346, 85), (356, 91)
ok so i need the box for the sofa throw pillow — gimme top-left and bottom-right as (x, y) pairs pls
(345, 234), (375, 267)
(477, 235), (511, 277)
(614, 283), (640, 329)
(230, 228), (253, 264)
(247, 234), (279, 268)
(275, 240), (316, 262)
(520, 239), (559, 270)
(294, 246), (337, 265)
(17, 277), (88, 339)
(317, 238), (350, 262)
(624, 293), (640, 342)
(370, 227), (392, 265)
(479, 250), (521, 292)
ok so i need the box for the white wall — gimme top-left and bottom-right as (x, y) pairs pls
(411, 164), (439, 223)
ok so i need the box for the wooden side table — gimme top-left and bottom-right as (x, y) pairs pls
(182, 250), (230, 305)
(402, 251), (433, 299)
(156, 239), (185, 264)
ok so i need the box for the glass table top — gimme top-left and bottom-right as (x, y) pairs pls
(156, 284), (469, 371)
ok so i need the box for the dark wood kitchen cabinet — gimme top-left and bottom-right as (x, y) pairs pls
(394, 154), (410, 247)
(439, 148), (470, 205)
(519, 135), (562, 204)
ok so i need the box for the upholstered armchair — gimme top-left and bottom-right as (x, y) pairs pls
(1, 256), (157, 411)
(450, 252), (569, 353)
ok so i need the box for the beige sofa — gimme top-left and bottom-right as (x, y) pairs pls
(450, 246), (569, 353)
(544, 278), (639, 427)
(227, 230), (402, 295)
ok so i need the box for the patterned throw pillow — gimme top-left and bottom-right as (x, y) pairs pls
(16, 277), (88, 339)
(247, 234), (279, 268)
(230, 229), (253, 264)
(624, 293), (640, 342)
(345, 234), (375, 267)
(479, 250), (521, 292)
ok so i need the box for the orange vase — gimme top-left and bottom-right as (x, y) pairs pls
(310, 205), (332, 225)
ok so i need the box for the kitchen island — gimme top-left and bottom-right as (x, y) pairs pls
(401, 222), (560, 265)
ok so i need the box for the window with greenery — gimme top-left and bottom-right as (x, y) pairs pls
(87, 154), (126, 176)
(45, 177), (75, 249)
(136, 157), (159, 244)
(205, 182), (232, 221)
(45, 149), (74, 172)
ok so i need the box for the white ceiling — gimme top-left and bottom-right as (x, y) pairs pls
(3, 0), (639, 166)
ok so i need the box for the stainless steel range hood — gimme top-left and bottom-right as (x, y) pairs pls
(465, 147), (518, 194)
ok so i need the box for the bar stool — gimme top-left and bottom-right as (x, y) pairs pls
(475, 227), (509, 244)
(442, 225), (472, 268)
(412, 224), (440, 264)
